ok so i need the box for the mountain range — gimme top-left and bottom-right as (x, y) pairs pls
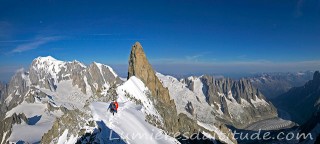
(0, 42), (318, 144)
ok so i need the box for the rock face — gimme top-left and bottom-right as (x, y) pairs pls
(0, 82), (7, 120)
(41, 109), (90, 144)
(128, 42), (180, 132)
(128, 42), (171, 103)
(274, 71), (320, 124)
(0, 82), (4, 103)
(182, 76), (278, 128)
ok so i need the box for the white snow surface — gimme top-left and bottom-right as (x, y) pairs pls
(116, 76), (162, 123)
(90, 102), (179, 144)
(39, 80), (90, 110)
(89, 76), (180, 144)
(32, 56), (66, 82)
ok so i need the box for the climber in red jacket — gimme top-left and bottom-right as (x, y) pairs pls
(108, 101), (119, 116)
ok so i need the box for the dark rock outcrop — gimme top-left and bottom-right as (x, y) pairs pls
(298, 103), (320, 143)
(273, 71), (320, 124)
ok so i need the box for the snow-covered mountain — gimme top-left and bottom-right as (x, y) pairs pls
(156, 73), (290, 130)
(0, 42), (300, 144)
(0, 43), (236, 144)
(0, 56), (122, 143)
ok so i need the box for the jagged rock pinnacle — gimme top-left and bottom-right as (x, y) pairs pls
(127, 41), (171, 103)
(127, 42), (182, 133)
(127, 42), (149, 79)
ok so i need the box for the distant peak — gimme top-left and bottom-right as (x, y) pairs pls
(34, 56), (60, 62)
(91, 61), (104, 69)
(90, 61), (118, 77)
(313, 71), (320, 80)
(133, 41), (142, 47)
(37, 56), (56, 60)
(92, 61), (104, 67)
(131, 41), (144, 55)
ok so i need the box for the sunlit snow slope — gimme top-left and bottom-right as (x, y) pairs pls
(89, 76), (179, 144)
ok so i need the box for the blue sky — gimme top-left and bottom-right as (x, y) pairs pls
(0, 0), (320, 82)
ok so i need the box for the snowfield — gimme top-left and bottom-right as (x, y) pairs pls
(6, 102), (64, 143)
(39, 80), (91, 110)
(90, 102), (179, 144)
(87, 76), (179, 144)
(116, 76), (162, 123)
(156, 73), (218, 123)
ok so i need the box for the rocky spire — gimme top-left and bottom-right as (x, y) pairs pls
(127, 42), (146, 79)
(126, 42), (236, 143)
(128, 42), (171, 103)
(127, 42), (178, 131)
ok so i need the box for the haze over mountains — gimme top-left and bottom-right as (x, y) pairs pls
(0, 42), (319, 144)
(249, 72), (314, 99)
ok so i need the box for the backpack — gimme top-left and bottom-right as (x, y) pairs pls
(114, 102), (119, 109)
